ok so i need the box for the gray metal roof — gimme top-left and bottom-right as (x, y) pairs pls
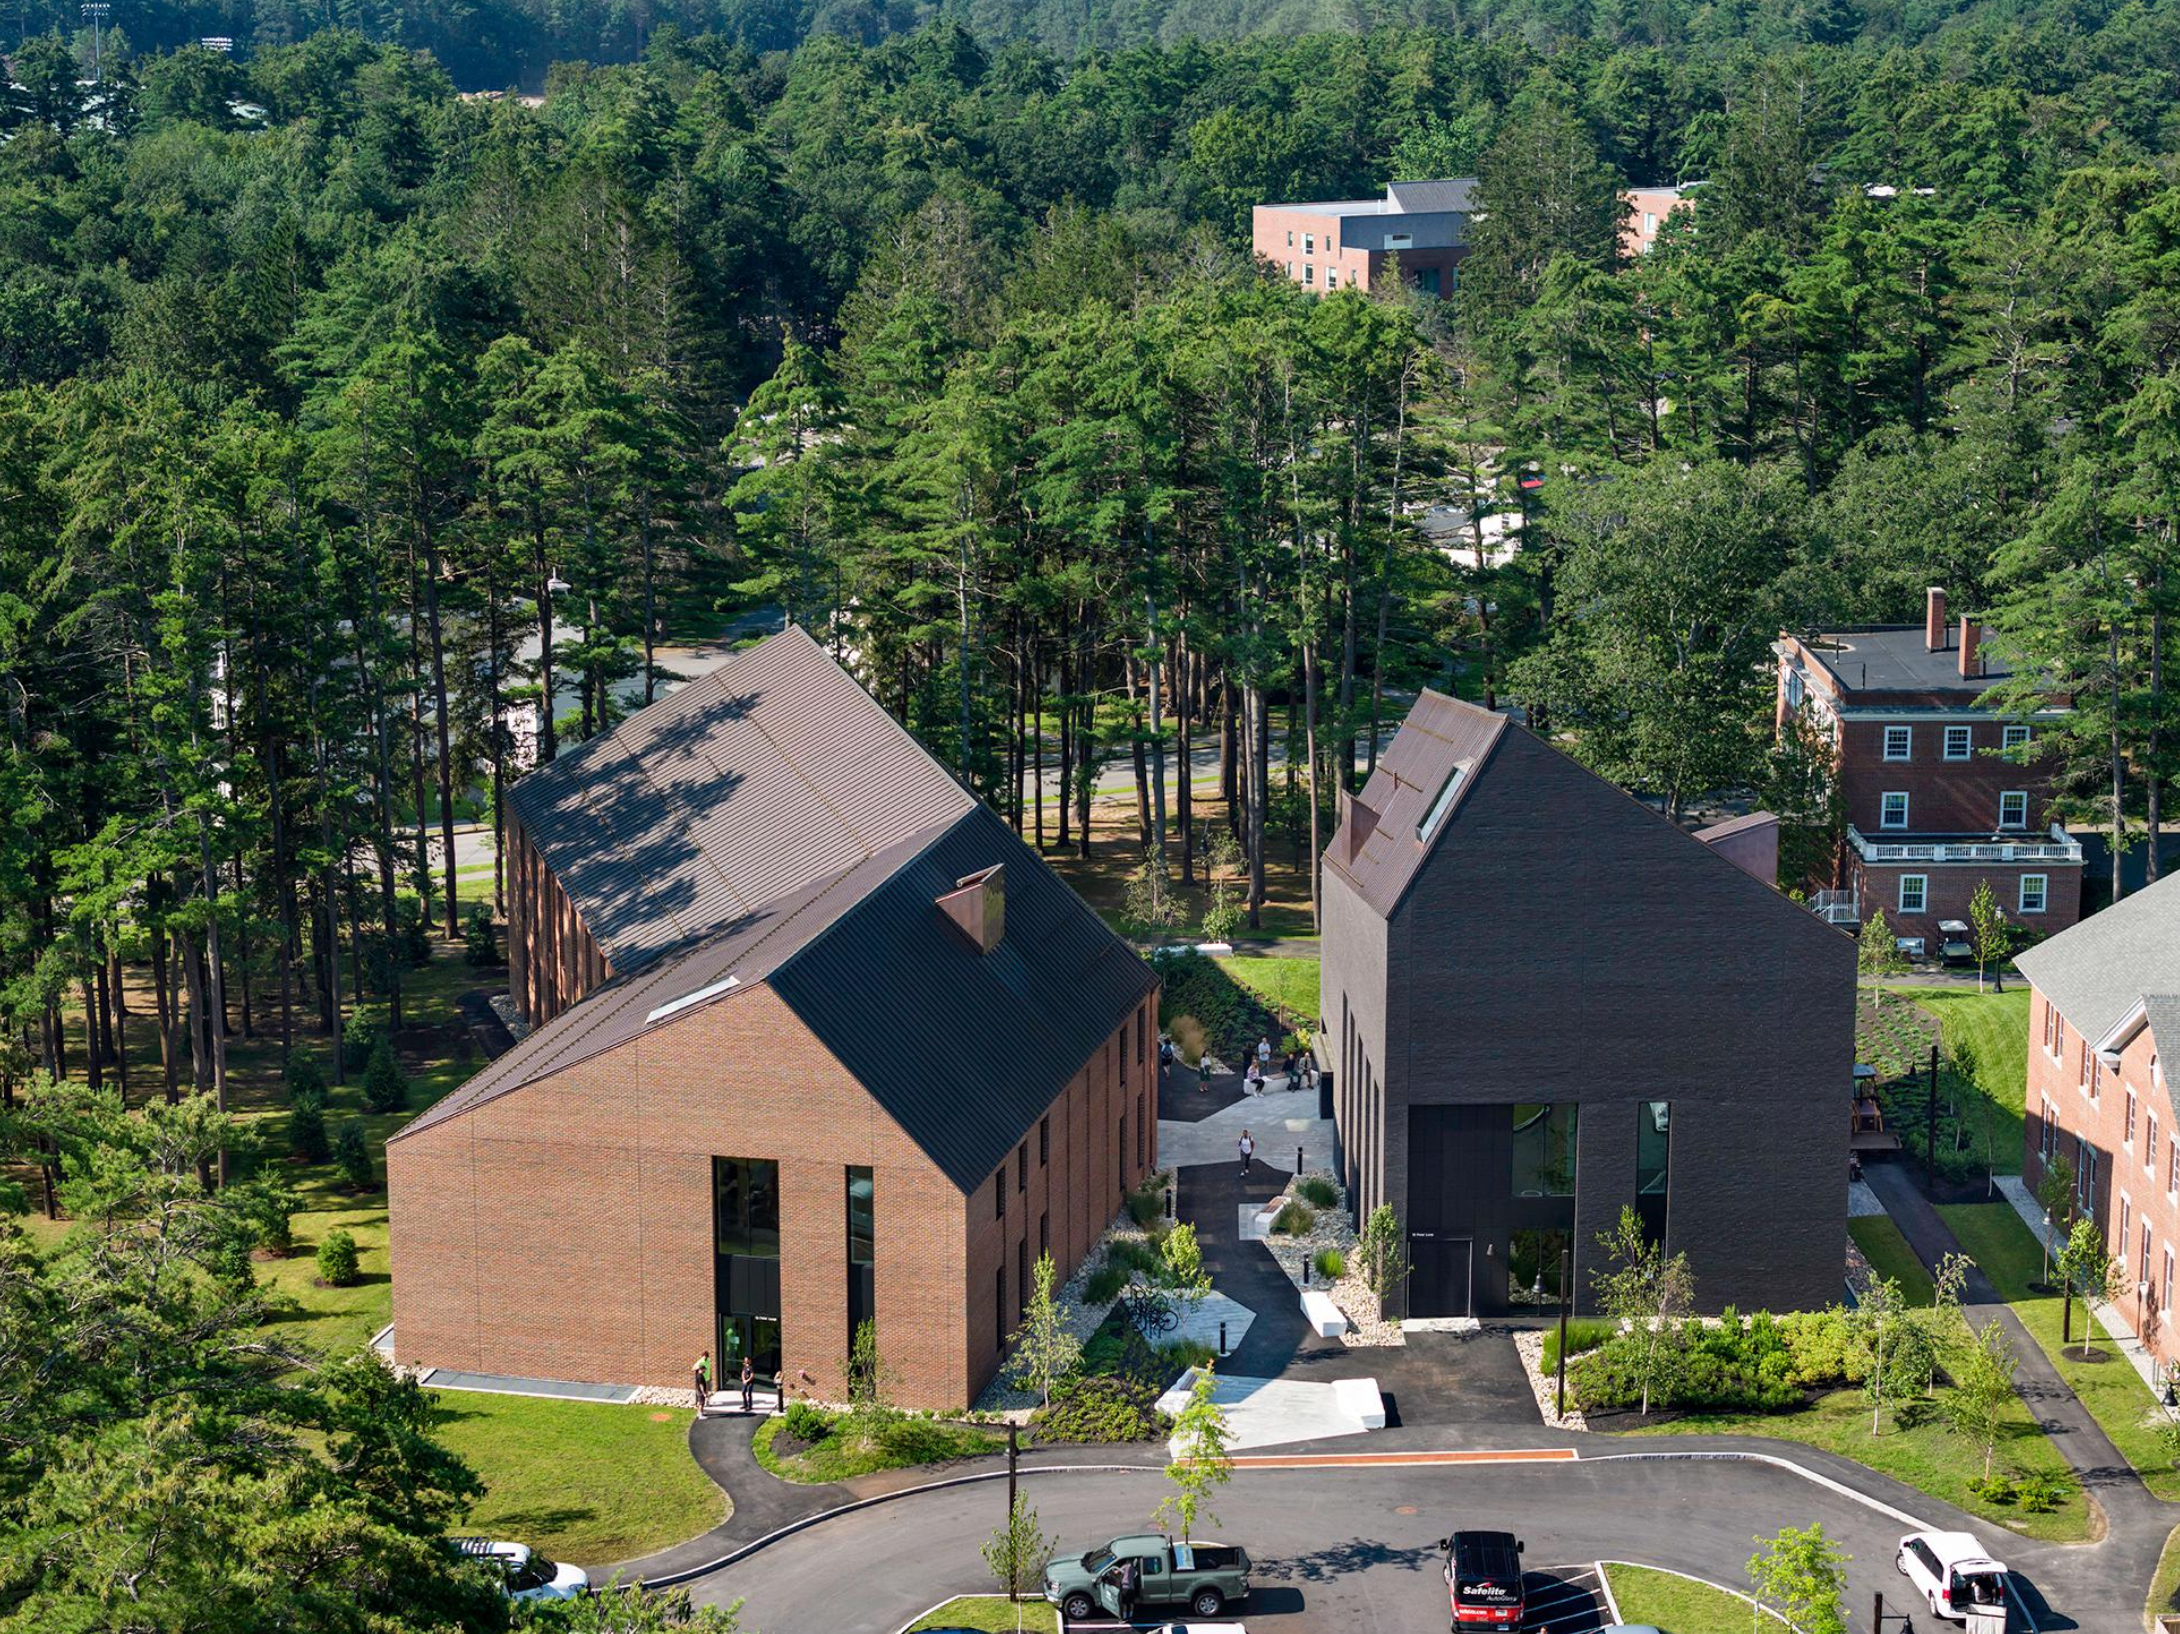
(1323, 691), (1509, 918)
(768, 801), (1160, 1192)
(2015, 870), (2180, 1045)
(1386, 177), (1478, 214)
(506, 626), (974, 973)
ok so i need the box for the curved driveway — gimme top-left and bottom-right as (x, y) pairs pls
(682, 1452), (2128, 1632)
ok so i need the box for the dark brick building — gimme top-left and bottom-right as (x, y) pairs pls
(1320, 692), (1851, 1320)
(1774, 588), (2083, 944)
(389, 629), (1157, 1409)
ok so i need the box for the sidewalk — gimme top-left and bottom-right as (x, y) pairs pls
(1862, 1161), (2160, 1524)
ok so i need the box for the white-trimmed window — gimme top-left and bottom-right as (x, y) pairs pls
(2003, 723), (2031, 752)
(1785, 669), (1805, 707)
(2127, 1089), (2138, 1148)
(2142, 1221), (2153, 1289)
(1303, 263), (1314, 285)
(2081, 1038), (2092, 1089)
(2041, 1098), (2059, 1163)
(1303, 233), (1315, 254)
(1884, 725), (1912, 761)
(1286, 229), (1295, 247)
(2164, 1245), (2173, 1314)
(1286, 261), (1295, 277)
(2122, 1196), (2132, 1271)
(2079, 1135), (2097, 1206)
(2021, 874), (2048, 914)
(2170, 1139), (2179, 1196)
(2045, 1000), (2060, 1056)
(1881, 792), (1910, 830)
(2149, 1113), (2160, 1175)
(1999, 791), (2028, 829)
(1325, 269), (1338, 290)
(1944, 725), (1972, 760)
(1898, 874), (1928, 914)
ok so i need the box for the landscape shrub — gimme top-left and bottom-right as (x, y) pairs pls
(342, 1007), (387, 1074)
(1968, 1472), (2018, 1506)
(1126, 1179), (1168, 1228)
(874, 1417), (996, 1465)
(1294, 1175), (1339, 1208)
(1153, 949), (1278, 1065)
(361, 1037), (409, 1113)
(1158, 1337), (1216, 1371)
(782, 1401), (835, 1443)
(334, 1120), (376, 1191)
(1540, 1317), (1616, 1373)
(1313, 1248), (1346, 1281)
(1107, 1238), (1164, 1280)
(289, 1090), (331, 1164)
(1034, 1373), (1171, 1444)
(1570, 1307), (1866, 1414)
(1271, 1202), (1314, 1235)
(463, 903), (499, 966)
(286, 1050), (327, 1103)
(1167, 1015), (1207, 1066)
(2017, 1473), (2069, 1513)
(1083, 1261), (1129, 1304)
(315, 1229), (360, 1287)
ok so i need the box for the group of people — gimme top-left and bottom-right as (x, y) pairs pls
(690, 1352), (762, 1416)
(1165, 1031), (1316, 1096)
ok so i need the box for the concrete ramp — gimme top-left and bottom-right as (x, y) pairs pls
(1156, 1367), (1386, 1452)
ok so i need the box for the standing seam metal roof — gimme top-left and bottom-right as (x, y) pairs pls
(1322, 691), (1509, 918)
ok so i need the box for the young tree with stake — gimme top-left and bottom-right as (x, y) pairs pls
(1747, 1524), (1848, 1634)
(1156, 1362), (1233, 1543)
(1967, 878), (2013, 992)
(1008, 1251), (1082, 1409)
(1589, 1204), (1695, 1416)
(981, 1494), (1055, 1631)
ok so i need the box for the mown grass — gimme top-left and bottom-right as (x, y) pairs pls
(1912, 988), (2031, 1174)
(1938, 1201), (2180, 1501)
(1850, 1215), (1938, 1307)
(1224, 954), (1321, 1031)
(1603, 1563), (1782, 1630)
(906, 1596), (1059, 1632)
(1617, 1385), (2091, 1541)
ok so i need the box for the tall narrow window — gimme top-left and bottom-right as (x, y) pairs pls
(1017, 1237), (1029, 1323)
(995, 1169), (1005, 1220)
(714, 1157), (782, 1380)
(995, 1265), (1006, 1343)
(1636, 1101), (1670, 1247)
(1117, 1112), (1127, 1194)
(1136, 1092), (1146, 1167)
(846, 1166), (874, 1350)
(1039, 1115), (1049, 1167)
(1017, 1141), (1028, 1193)
(1039, 1210), (1049, 1263)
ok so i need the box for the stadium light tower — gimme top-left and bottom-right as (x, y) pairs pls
(80, 3), (110, 88)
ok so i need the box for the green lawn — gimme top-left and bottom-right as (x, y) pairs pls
(2148, 1522), (2180, 1628)
(1224, 954), (1321, 1029)
(1618, 1383), (2090, 1541)
(906, 1597), (1058, 1632)
(1850, 1215), (1938, 1307)
(1604, 1563), (1778, 1630)
(28, 936), (727, 1568)
(1912, 988), (2031, 1174)
(432, 1395), (724, 1568)
(1937, 1201), (2180, 1500)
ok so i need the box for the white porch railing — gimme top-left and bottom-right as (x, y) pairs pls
(1847, 823), (2083, 865)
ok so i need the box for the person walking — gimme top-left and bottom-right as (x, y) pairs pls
(1198, 1050), (1212, 1093)
(739, 1355), (755, 1413)
(1238, 1129), (1255, 1178)
(692, 1352), (711, 1416)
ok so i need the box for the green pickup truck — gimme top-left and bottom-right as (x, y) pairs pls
(1042, 1532), (1251, 1621)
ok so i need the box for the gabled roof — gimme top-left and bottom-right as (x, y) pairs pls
(1385, 177), (1477, 214)
(400, 631), (1157, 1192)
(1323, 691), (1509, 917)
(506, 625), (974, 974)
(2017, 870), (2180, 1047)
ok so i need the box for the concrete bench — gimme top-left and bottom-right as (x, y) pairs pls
(1332, 1375), (1386, 1429)
(1301, 1288), (1347, 1337)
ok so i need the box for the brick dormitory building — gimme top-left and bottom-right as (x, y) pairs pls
(387, 628), (1158, 1410)
(1774, 587), (2084, 946)
(2021, 871), (2180, 1370)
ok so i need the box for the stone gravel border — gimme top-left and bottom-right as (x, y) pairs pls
(1257, 1171), (1404, 1348)
(1513, 1329), (1587, 1431)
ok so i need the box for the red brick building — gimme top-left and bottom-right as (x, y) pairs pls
(1252, 178), (1475, 297)
(1774, 588), (2083, 945)
(2019, 872), (2180, 1371)
(389, 628), (1158, 1410)
(1620, 183), (1694, 257)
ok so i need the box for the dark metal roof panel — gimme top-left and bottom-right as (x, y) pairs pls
(1323, 692), (1509, 918)
(767, 802), (1160, 1192)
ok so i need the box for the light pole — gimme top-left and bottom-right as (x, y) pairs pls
(80, 3), (110, 90)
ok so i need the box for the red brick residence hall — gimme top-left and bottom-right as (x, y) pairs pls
(387, 628), (1158, 1410)
(2020, 869), (2180, 1368)
(1774, 587), (2083, 945)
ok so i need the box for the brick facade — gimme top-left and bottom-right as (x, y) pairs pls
(2023, 987), (2178, 1369)
(389, 985), (1158, 1410)
(504, 807), (610, 1026)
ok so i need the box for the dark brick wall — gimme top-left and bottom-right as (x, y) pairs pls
(1324, 722), (1852, 1317)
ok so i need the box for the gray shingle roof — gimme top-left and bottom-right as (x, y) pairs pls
(506, 626), (974, 974)
(1386, 177), (1478, 214)
(2014, 870), (2180, 1044)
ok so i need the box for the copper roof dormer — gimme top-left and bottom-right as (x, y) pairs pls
(938, 864), (1006, 953)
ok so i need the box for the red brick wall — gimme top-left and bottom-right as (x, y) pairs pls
(389, 985), (1158, 1409)
(2024, 986), (2178, 1368)
(505, 808), (610, 1026)
(1852, 858), (2082, 941)
(1834, 716), (2055, 838)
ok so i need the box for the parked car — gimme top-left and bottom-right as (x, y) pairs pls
(1042, 1533), (1252, 1621)
(1437, 1530), (1525, 1626)
(1895, 1530), (2009, 1624)
(451, 1537), (591, 1601)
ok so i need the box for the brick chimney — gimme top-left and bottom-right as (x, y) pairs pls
(1958, 616), (1982, 678)
(1926, 587), (1948, 651)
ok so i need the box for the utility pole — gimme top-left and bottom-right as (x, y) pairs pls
(80, 3), (110, 90)
(1005, 1421), (1019, 1524)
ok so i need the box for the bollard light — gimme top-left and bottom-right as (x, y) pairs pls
(1218, 1320), (1228, 1356)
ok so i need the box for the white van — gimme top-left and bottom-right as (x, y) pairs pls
(1894, 1530), (2008, 1625)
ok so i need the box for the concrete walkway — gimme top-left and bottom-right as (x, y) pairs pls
(1156, 1081), (1332, 1173)
(1862, 1161), (2163, 1527)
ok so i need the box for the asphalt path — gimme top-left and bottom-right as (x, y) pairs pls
(681, 1455), (2118, 1633)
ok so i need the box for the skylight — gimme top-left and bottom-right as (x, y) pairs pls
(646, 974), (739, 1025)
(1417, 766), (1466, 842)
